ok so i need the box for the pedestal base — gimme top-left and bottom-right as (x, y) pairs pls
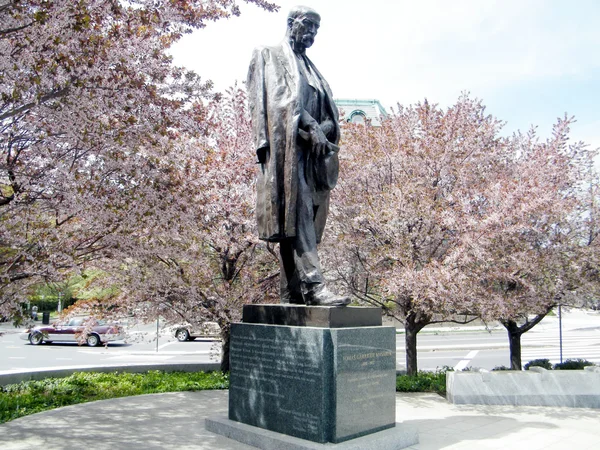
(206, 416), (418, 450)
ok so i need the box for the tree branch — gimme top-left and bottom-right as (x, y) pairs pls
(0, 21), (34, 37)
(0, 87), (70, 121)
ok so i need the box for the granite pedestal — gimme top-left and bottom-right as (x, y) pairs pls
(206, 305), (417, 449)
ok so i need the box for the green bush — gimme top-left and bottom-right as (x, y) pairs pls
(553, 359), (596, 370)
(396, 368), (450, 395)
(491, 365), (511, 371)
(524, 359), (553, 370)
(0, 370), (229, 424)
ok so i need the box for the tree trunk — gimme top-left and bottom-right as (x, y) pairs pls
(502, 319), (523, 370)
(220, 327), (230, 373)
(508, 331), (522, 370)
(404, 312), (428, 376)
(405, 323), (418, 376)
(217, 316), (231, 373)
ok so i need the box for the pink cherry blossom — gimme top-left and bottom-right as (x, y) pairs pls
(326, 95), (600, 373)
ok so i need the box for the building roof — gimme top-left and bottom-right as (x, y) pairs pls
(334, 99), (388, 126)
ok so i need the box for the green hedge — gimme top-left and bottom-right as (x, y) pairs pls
(396, 369), (449, 395)
(553, 359), (596, 370)
(524, 358), (597, 370)
(524, 359), (553, 370)
(0, 370), (229, 424)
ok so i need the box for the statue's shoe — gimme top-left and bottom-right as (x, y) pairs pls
(303, 286), (350, 307)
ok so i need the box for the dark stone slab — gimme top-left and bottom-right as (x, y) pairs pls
(242, 304), (382, 328)
(228, 323), (396, 444)
(229, 324), (332, 443)
(330, 327), (397, 442)
(206, 416), (418, 450)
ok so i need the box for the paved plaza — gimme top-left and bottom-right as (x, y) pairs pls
(1, 390), (599, 449)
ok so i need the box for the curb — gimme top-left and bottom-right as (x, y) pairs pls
(0, 362), (221, 386)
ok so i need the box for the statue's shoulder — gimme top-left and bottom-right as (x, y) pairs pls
(251, 44), (283, 59)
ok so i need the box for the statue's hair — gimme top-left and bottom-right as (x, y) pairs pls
(287, 5), (320, 22)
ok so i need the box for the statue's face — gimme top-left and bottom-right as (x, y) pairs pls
(289, 13), (320, 50)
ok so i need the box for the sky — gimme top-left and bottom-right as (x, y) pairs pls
(170, 0), (600, 150)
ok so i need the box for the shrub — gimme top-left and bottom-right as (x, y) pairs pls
(524, 359), (553, 370)
(396, 368), (450, 395)
(491, 365), (511, 371)
(553, 359), (596, 370)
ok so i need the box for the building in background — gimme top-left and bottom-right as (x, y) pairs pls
(334, 99), (388, 126)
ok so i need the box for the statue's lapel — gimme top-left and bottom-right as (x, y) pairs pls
(278, 40), (299, 90)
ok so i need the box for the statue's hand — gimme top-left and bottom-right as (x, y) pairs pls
(256, 146), (269, 164)
(309, 124), (328, 157)
(320, 120), (334, 140)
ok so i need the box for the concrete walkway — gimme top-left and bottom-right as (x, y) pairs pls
(1, 391), (599, 449)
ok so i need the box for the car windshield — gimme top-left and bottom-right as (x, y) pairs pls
(67, 318), (84, 326)
(65, 318), (106, 326)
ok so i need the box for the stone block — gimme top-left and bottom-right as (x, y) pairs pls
(447, 369), (600, 408)
(242, 304), (382, 328)
(330, 327), (397, 441)
(228, 323), (396, 443)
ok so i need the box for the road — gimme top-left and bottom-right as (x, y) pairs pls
(1, 310), (599, 373)
(0, 322), (222, 372)
(399, 326), (600, 372)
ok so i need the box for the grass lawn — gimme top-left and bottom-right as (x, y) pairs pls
(1, 369), (448, 424)
(0, 370), (229, 424)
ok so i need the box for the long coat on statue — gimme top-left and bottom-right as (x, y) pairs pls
(247, 40), (340, 243)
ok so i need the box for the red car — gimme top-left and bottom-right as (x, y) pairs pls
(20, 317), (125, 346)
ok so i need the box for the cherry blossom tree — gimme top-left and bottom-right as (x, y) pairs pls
(327, 96), (600, 374)
(0, 0), (276, 320)
(326, 96), (505, 375)
(76, 87), (279, 371)
(485, 120), (600, 369)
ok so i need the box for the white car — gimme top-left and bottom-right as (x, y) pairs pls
(174, 322), (220, 341)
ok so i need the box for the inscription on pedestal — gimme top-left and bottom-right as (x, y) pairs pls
(228, 324), (331, 442)
(231, 335), (321, 385)
(332, 327), (397, 442)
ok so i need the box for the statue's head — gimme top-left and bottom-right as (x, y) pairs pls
(286, 6), (321, 53)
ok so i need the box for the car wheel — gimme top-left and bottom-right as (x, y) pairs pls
(86, 334), (101, 347)
(29, 332), (44, 345)
(175, 329), (190, 342)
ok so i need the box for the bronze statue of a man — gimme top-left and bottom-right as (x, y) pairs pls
(247, 6), (350, 307)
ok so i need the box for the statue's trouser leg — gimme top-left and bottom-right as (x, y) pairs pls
(279, 242), (303, 303)
(279, 150), (324, 303)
